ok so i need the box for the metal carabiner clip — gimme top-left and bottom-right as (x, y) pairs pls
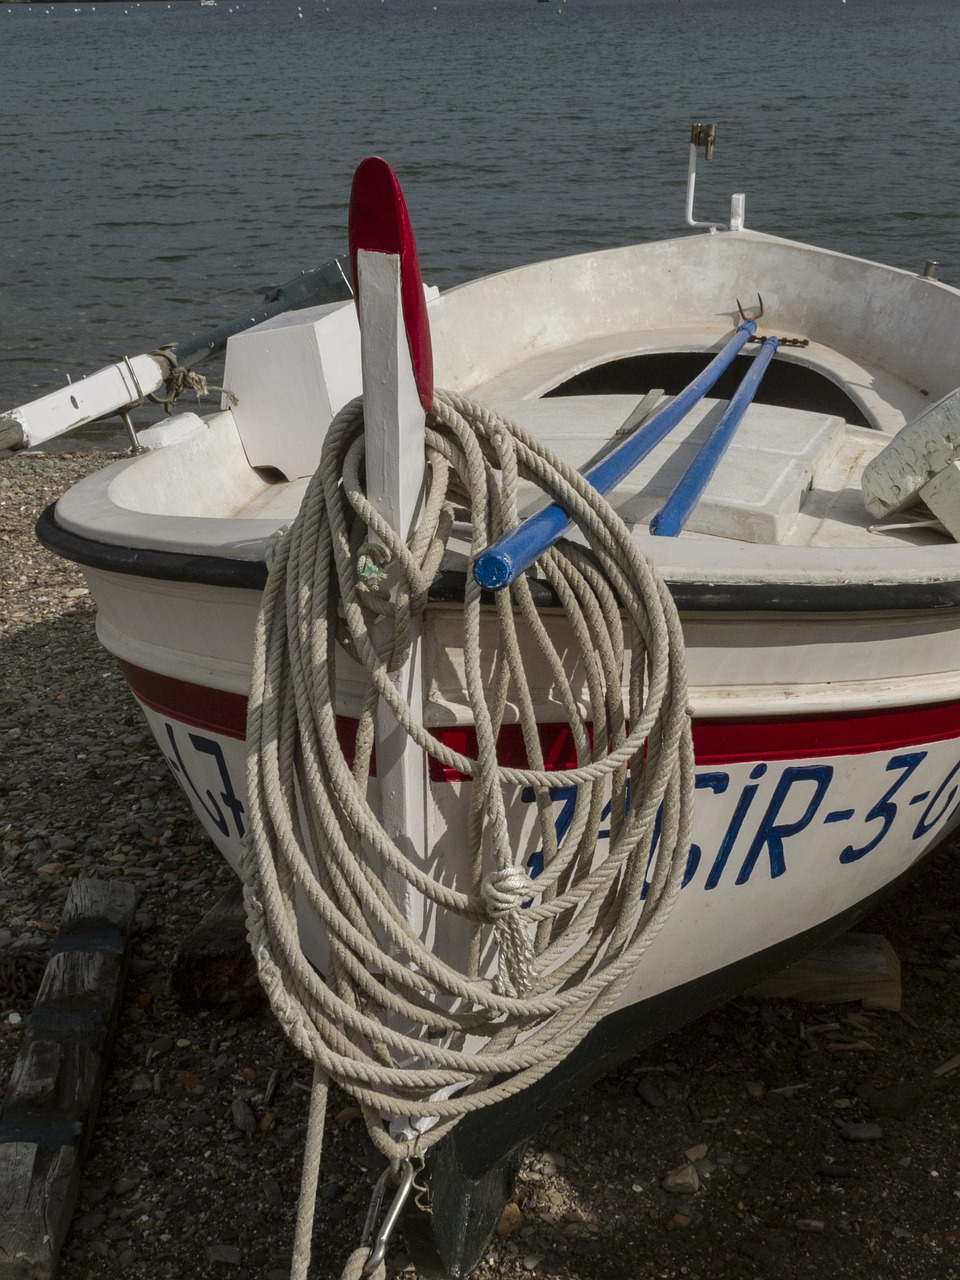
(360, 1158), (416, 1275)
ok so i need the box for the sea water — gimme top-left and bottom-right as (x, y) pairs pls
(2, 0), (959, 439)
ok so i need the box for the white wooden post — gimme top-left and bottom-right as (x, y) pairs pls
(356, 247), (429, 933)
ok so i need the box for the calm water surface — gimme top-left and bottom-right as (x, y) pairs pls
(2, 0), (959, 440)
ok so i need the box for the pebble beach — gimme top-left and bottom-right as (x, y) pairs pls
(3, 450), (960, 1280)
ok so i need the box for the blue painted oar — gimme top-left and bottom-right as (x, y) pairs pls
(472, 318), (758, 590)
(649, 336), (779, 537)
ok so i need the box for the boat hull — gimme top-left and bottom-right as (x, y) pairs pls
(76, 574), (960, 1273)
(68, 559), (960, 1010)
(100, 594), (960, 1271)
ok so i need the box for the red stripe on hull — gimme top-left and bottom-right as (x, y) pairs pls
(117, 661), (960, 775)
(118, 661), (249, 739)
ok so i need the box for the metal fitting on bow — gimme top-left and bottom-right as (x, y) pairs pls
(357, 541), (391, 592)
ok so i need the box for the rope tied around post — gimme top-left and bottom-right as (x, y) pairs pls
(148, 348), (238, 414)
(241, 388), (695, 1278)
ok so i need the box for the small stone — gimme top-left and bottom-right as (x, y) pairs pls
(496, 1202), (523, 1238)
(145, 1035), (175, 1064)
(840, 1121), (883, 1142)
(206, 1243), (241, 1266)
(333, 1105), (363, 1128)
(263, 1179), (284, 1209)
(684, 1143), (708, 1162)
(860, 1081), (927, 1119)
(636, 1077), (668, 1108)
(671, 1211), (693, 1228)
(917, 966), (947, 985)
(231, 1098), (257, 1135)
(745, 1080), (765, 1099)
(796, 1219), (825, 1232)
(522, 1255), (544, 1271)
(662, 1164), (700, 1195)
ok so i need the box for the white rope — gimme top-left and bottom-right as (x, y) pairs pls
(240, 390), (695, 1278)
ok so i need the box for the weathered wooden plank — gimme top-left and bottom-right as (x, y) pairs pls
(0, 1144), (76, 1279)
(0, 880), (136, 1279)
(170, 879), (261, 1006)
(746, 931), (901, 1011)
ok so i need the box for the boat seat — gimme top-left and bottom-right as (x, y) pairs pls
(499, 394), (845, 545)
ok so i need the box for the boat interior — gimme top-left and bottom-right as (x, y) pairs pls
(53, 227), (960, 587)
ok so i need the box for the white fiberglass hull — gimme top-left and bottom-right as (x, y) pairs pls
(70, 559), (960, 1012)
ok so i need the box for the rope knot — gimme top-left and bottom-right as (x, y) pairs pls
(149, 349), (238, 413)
(481, 868), (538, 996)
(480, 867), (536, 919)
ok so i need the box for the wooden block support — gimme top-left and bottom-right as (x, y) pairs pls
(746, 931), (901, 1011)
(0, 880), (136, 1279)
(170, 880), (262, 1006)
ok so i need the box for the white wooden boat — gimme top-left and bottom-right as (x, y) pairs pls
(20, 131), (960, 1275)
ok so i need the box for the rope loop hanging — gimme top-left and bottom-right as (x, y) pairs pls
(241, 389), (695, 1278)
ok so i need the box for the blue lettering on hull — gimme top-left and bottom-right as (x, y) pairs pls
(159, 717), (960, 893)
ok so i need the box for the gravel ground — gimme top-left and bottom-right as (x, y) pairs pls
(2, 450), (960, 1280)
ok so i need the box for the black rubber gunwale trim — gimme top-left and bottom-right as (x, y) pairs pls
(37, 502), (960, 613)
(37, 504), (268, 591)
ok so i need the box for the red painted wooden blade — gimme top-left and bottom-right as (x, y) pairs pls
(348, 156), (434, 412)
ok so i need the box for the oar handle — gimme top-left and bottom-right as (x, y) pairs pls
(650, 336), (779, 537)
(472, 319), (758, 590)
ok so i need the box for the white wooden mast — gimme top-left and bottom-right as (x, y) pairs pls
(349, 157), (434, 936)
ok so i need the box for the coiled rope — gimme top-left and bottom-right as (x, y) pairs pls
(241, 389), (695, 1278)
